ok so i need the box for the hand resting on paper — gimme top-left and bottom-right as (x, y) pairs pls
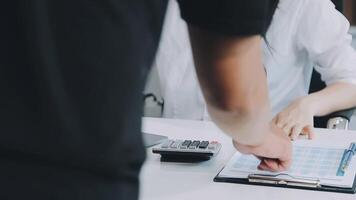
(233, 124), (292, 172)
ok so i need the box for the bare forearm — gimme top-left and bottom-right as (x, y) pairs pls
(188, 26), (271, 145)
(303, 82), (356, 116)
(207, 103), (271, 145)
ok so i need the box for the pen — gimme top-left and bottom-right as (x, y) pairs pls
(337, 142), (356, 176)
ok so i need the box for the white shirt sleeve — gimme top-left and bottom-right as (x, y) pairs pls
(152, 0), (206, 120)
(296, 0), (356, 86)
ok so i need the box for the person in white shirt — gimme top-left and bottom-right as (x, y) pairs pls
(153, 0), (356, 140)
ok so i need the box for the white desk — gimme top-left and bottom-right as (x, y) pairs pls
(140, 117), (356, 200)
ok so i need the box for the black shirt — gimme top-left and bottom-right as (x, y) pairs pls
(0, 1), (277, 199)
(178, 0), (278, 36)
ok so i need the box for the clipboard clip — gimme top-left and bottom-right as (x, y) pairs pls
(248, 173), (321, 188)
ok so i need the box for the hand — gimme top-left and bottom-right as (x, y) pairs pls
(273, 98), (315, 140)
(233, 124), (292, 172)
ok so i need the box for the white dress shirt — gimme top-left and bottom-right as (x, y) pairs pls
(153, 0), (356, 120)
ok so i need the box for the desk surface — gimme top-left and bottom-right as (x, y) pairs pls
(140, 117), (356, 200)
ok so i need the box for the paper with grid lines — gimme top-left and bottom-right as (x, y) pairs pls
(219, 145), (356, 188)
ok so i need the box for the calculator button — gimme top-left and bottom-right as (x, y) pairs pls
(161, 140), (173, 148)
(208, 143), (217, 150)
(180, 140), (192, 149)
(170, 140), (182, 149)
(198, 141), (209, 149)
(188, 140), (200, 149)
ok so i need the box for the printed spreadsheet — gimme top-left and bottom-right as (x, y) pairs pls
(217, 136), (356, 188)
(232, 146), (345, 178)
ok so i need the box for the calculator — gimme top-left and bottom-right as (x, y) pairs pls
(152, 139), (222, 162)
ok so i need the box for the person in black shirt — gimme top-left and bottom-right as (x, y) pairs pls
(178, 0), (292, 172)
(0, 0), (290, 199)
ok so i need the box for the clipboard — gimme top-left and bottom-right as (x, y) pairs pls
(213, 144), (356, 194)
(214, 170), (356, 194)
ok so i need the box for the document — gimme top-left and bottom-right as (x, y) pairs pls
(218, 140), (356, 188)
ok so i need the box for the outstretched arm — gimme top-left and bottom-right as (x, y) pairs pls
(274, 82), (356, 140)
(188, 26), (269, 145)
(188, 25), (292, 171)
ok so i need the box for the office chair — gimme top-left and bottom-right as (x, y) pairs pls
(309, 0), (355, 130)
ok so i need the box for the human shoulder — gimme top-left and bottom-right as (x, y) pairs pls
(278, 0), (334, 17)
